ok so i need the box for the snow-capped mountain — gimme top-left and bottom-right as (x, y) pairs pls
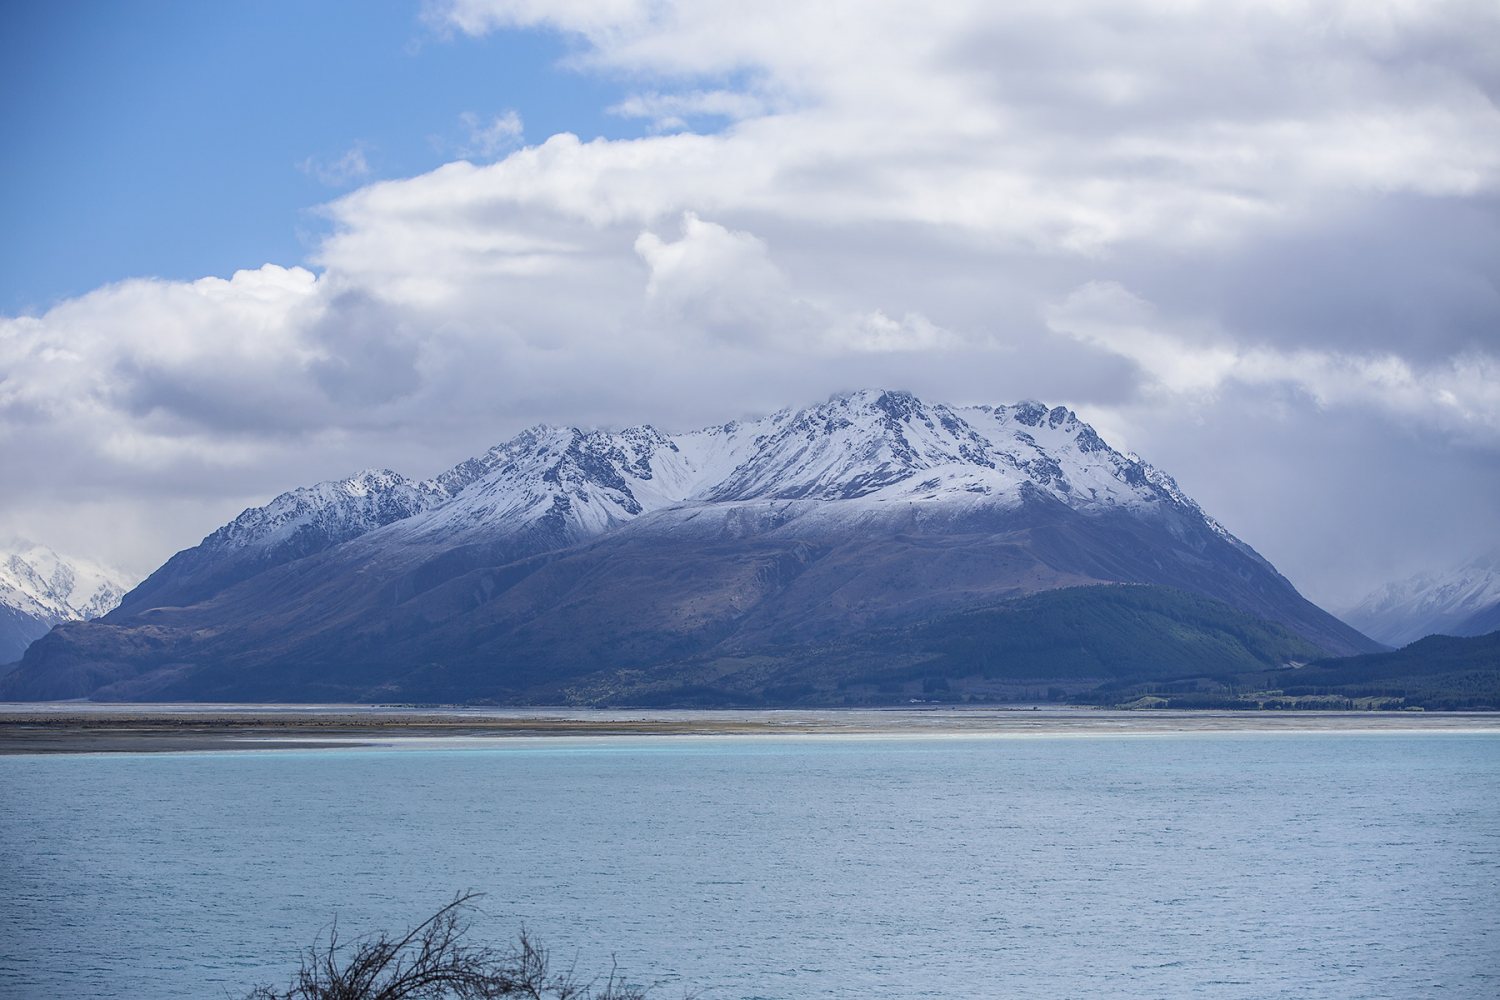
(281, 390), (1240, 551)
(134, 389), (1248, 609)
(1343, 551), (1500, 647)
(0, 541), (133, 664)
(2, 389), (1377, 702)
(118, 468), (448, 615)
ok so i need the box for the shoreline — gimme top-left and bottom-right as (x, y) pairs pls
(2, 704), (1497, 755)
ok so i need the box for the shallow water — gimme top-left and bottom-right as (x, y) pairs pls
(2, 732), (1496, 999)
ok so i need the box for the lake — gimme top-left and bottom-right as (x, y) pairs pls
(2, 730), (1496, 998)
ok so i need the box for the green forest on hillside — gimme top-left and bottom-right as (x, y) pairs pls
(623, 586), (1500, 710)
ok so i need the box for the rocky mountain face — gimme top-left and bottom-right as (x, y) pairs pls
(0, 390), (1378, 702)
(116, 469), (446, 617)
(0, 542), (133, 665)
(1342, 551), (1500, 647)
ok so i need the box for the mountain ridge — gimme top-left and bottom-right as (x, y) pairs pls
(2, 389), (1377, 702)
(1342, 550), (1500, 647)
(0, 541), (133, 664)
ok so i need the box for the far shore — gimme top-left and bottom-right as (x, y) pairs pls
(1, 703), (1497, 755)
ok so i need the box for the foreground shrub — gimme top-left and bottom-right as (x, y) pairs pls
(245, 892), (649, 1000)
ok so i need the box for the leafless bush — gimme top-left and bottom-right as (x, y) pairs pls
(245, 892), (650, 1000)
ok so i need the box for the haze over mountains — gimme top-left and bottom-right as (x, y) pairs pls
(1343, 552), (1500, 648)
(2, 390), (1381, 703)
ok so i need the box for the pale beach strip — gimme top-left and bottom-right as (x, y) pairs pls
(2, 704), (1497, 755)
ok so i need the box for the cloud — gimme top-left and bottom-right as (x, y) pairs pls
(298, 145), (372, 187)
(831, 311), (960, 354)
(610, 90), (773, 132)
(633, 212), (804, 342)
(456, 110), (524, 160)
(1046, 280), (1500, 442)
(632, 213), (960, 353)
(1044, 282), (1238, 395)
(4, 0), (1498, 601)
(429, 1), (1500, 245)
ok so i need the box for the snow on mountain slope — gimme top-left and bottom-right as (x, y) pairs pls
(114, 468), (449, 615)
(0, 541), (132, 662)
(388, 424), (698, 545)
(4, 388), (1386, 700)
(0, 540), (130, 622)
(380, 389), (1238, 551)
(204, 468), (440, 554)
(702, 391), (997, 502)
(688, 390), (1229, 520)
(1344, 550), (1500, 647)
(119, 388), (1259, 617)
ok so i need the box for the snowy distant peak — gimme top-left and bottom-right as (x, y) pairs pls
(1345, 552), (1500, 646)
(706, 389), (984, 502)
(185, 388), (1238, 562)
(427, 425), (557, 499)
(537, 429), (652, 516)
(1359, 559), (1500, 619)
(393, 422), (695, 544)
(674, 388), (1222, 520)
(1465, 547), (1500, 575)
(205, 468), (437, 554)
(979, 399), (1090, 437)
(0, 540), (132, 622)
(475, 423), (677, 498)
(1007, 399), (1050, 428)
(430, 456), (496, 499)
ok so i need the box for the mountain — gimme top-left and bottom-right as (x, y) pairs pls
(117, 469), (446, 616)
(0, 389), (1379, 702)
(609, 584), (1330, 708)
(0, 541), (133, 665)
(1342, 551), (1500, 647)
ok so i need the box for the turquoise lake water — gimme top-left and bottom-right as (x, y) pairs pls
(2, 732), (1496, 999)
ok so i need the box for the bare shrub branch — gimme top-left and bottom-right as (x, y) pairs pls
(245, 892), (651, 1000)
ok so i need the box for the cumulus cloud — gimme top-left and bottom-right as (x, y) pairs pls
(1046, 280), (1500, 441)
(634, 213), (796, 342)
(4, 0), (1498, 602)
(0, 265), (321, 442)
(428, 0), (1500, 249)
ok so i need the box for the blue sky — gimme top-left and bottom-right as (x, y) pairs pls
(1, 1), (642, 313)
(1, 1), (1497, 605)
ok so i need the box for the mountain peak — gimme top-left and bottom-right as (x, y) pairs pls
(1345, 553), (1500, 646)
(0, 541), (134, 661)
(112, 389), (1254, 617)
(2, 388), (1389, 701)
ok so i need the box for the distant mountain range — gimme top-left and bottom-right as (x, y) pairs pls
(0, 542), (132, 664)
(1343, 552), (1500, 647)
(1, 389), (1379, 703)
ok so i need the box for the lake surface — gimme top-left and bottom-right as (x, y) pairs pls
(2, 731), (1496, 999)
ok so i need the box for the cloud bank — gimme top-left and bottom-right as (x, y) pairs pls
(3, 0), (1497, 603)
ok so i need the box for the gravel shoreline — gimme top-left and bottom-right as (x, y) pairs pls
(2, 705), (1496, 754)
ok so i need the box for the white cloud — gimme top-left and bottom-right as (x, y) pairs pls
(633, 213), (800, 342)
(428, 0), (1500, 245)
(298, 145), (372, 187)
(632, 213), (959, 353)
(610, 90), (773, 132)
(1043, 282), (1240, 395)
(5, 0), (1499, 593)
(456, 110), (524, 160)
(1046, 280), (1500, 440)
(829, 311), (961, 355)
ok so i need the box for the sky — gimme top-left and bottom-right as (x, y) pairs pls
(1, 0), (1497, 610)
